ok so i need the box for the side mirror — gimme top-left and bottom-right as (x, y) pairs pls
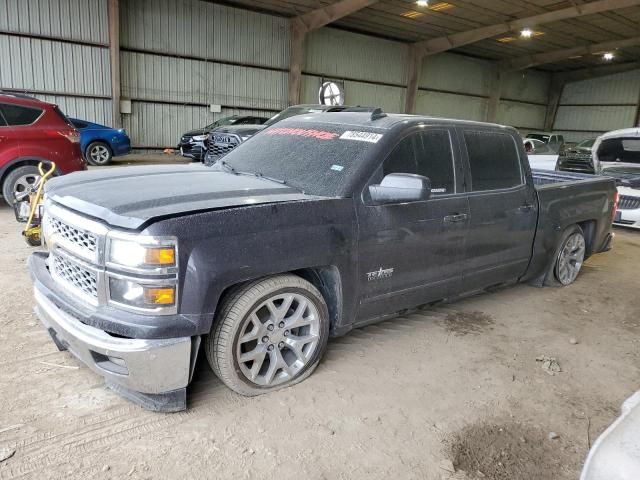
(369, 173), (431, 205)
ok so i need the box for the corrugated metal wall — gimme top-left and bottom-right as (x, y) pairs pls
(302, 29), (550, 131)
(2, 0), (561, 148)
(0, 0), (112, 125)
(553, 69), (640, 142)
(119, 0), (288, 148)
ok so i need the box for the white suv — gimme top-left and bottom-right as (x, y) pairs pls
(593, 128), (640, 229)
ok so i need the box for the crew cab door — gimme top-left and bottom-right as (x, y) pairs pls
(457, 128), (538, 292)
(356, 127), (468, 320)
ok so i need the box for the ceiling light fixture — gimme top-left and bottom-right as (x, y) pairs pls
(520, 28), (533, 38)
(603, 52), (614, 61)
(416, 0), (429, 6)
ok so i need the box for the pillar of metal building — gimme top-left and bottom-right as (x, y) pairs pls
(108, 0), (121, 129)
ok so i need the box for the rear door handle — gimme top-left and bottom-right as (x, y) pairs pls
(444, 213), (468, 223)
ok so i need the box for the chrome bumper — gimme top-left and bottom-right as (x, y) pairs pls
(34, 287), (195, 411)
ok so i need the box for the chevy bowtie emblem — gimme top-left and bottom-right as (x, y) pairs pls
(367, 267), (394, 281)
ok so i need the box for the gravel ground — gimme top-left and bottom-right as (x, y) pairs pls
(0, 197), (638, 480)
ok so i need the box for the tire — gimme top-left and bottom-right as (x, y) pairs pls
(2, 165), (41, 206)
(547, 225), (586, 286)
(206, 274), (330, 396)
(86, 141), (113, 166)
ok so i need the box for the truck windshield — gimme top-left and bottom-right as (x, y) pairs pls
(213, 123), (384, 197)
(528, 133), (550, 142)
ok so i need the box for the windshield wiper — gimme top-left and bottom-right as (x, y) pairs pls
(254, 172), (288, 185)
(217, 160), (299, 190)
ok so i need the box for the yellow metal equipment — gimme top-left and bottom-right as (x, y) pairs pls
(20, 162), (56, 246)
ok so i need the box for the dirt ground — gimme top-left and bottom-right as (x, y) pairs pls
(0, 194), (639, 479)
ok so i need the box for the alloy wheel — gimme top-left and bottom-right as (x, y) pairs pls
(235, 293), (321, 387)
(556, 232), (586, 285)
(89, 145), (110, 164)
(13, 173), (41, 202)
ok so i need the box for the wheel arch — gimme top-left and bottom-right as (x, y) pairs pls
(577, 219), (597, 258)
(0, 157), (57, 192)
(212, 266), (344, 336)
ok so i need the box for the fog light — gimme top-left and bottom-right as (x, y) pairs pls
(109, 277), (176, 310)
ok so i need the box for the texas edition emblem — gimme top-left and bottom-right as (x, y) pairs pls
(367, 267), (394, 281)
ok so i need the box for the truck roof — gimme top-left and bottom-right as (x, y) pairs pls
(279, 111), (515, 132)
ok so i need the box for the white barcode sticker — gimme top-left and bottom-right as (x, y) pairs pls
(340, 131), (383, 143)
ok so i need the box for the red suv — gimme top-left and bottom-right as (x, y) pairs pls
(0, 93), (86, 205)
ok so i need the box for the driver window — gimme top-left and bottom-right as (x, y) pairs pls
(382, 130), (455, 196)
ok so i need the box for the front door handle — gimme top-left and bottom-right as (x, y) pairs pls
(519, 204), (534, 212)
(444, 213), (468, 223)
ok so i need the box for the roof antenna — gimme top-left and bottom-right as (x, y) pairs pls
(370, 108), (387, 121)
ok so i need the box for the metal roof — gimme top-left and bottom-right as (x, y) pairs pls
(217, 0), (640, 72)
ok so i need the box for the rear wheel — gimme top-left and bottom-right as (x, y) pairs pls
(86, 141), (112, 166)
(205, 275), (330, 396)
(2, 165), (41, 205)
(553, 225), (586, 286)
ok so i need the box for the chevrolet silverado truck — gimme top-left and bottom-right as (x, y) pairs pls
(29, 111), (617, 412)
(204, 104), (376, 164)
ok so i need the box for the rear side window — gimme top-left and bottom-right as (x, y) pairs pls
(382, 130), (455, 195)
(72, 120), (89, 129)
(464, 131), (523, 191)
(52, 106), (74, 127)
(0, 103), (43, 126)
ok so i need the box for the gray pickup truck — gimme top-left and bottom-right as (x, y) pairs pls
(29, 111), (617, 411)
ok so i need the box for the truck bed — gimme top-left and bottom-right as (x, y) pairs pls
(526, 169), (617, 286)
(531, 169), (597, 187)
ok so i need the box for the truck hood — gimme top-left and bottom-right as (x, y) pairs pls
(211, 125), (266, 137)
(45, 164), (315, 230)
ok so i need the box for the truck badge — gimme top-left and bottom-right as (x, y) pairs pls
(367, 267), (394, 281)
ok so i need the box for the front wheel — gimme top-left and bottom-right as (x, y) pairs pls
(206, 275), (329, 396)
(86, 141), (112, 166)
(553, 225), (586, 286)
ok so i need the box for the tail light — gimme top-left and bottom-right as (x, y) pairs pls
(612, 191), (619, 219)
(61, 129), (81, 143)
(43, 129), (80, 143)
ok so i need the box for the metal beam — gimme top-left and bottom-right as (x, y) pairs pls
(486, 69), (504, 123)
(413, 0), (640, 57)
(404, 45), (421, 114)
(288, 0), (378, 105)
(108, 0), (121, 128)
(503, 36), (640, 71)
(294, 0), (378, 32)
(544, 77), (565, 131)
(557, 61), (640, 83)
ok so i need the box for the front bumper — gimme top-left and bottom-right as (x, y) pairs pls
(34, 287), (195, 411)
(29, 252), (199, 412)
(614, 209), (640, 229)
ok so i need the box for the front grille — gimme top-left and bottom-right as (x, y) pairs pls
(51, 253), (98, 301)
(207, 134), (241, 160)
(46, 214), (97, 253)
(559, 153), (594, 173)
(619, 195), (640, 210)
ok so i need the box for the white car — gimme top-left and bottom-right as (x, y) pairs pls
(523, 138), (559, 171)
(581, 390), (640, 480)
(593, 128), (640, 229)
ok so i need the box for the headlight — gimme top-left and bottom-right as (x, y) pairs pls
(109, 239), (175, 268)
(193, 134), (208, 141)
(108, 277), (176, 310)
(107, 234), (177, 272)
(240, 135), (252, 141)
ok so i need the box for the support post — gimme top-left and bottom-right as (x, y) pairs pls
(108, 0), (121, 128)
(544, 77), (564, 131)
(404, 45), (421, 114)
(487, 69), (503, 123)
(288, 19), (305, 106)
